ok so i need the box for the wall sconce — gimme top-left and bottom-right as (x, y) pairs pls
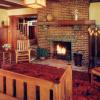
(42, 24), (49, 30)
(88, 25), (100, 36)
(73, 25), (81, 31)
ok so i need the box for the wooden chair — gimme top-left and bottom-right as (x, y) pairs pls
(15, 39), (31, 63)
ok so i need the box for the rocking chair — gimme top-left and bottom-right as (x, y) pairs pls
(15, 39), (31, 63)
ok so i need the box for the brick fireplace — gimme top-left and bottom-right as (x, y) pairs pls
(37, 0), (90, 65)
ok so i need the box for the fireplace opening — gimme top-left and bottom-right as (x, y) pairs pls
(53, 41), (72, 60)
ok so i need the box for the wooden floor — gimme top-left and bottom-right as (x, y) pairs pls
(0, 93), (18, 100)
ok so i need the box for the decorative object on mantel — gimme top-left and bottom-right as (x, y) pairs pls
(2, 43), (11, 51)
(46, 14), (54, 21)
(24, 0), (46, 8)
(72, 9), (79, 21)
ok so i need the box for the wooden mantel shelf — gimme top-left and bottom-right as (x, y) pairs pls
(57, 20), (95, 25)
(38, 20), (95, 26)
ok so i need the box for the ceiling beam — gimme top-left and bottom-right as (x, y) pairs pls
(0, 0), (100, 10)
(0, 0), (26, 9)
(90, 0), (100, 3)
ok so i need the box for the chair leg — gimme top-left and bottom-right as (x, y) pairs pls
(29, 51), (31, 63)
(16, 53), (18, 64)
(16, 57), (17, 63)
(91, 73), (93, 85)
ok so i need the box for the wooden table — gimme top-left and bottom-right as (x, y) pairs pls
(3, 51), (11, 64)
(91, 67), (100, 86)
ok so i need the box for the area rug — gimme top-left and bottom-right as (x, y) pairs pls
(73, 71), (100, 100)
(31, 58), (88, 72)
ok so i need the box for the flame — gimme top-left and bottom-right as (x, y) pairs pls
(56, 44), (66, 55)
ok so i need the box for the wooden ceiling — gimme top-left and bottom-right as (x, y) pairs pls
(0, 0), (100, 10)
(0, 0), (26, 9)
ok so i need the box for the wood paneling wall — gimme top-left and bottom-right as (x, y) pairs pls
(0, 26), (8, 48)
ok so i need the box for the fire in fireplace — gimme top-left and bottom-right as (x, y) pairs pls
(53, 41), (72, 60)
(56, 44), (66, 55)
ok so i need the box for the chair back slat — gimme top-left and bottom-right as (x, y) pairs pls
(17, 40), (29, 51)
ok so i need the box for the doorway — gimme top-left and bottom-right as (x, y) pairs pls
(9, 14), (38, 49)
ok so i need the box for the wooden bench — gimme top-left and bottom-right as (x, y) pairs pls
(0, 93), (19, 100)
(0, 64), (72, 100)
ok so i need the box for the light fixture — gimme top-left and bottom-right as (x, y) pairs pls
(24, 0), (46, 8)
(88, 25), (100, 36)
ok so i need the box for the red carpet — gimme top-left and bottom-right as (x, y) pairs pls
(73, 71), (100, 100)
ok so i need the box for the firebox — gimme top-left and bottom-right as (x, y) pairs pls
(53, 41), (72, 60)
